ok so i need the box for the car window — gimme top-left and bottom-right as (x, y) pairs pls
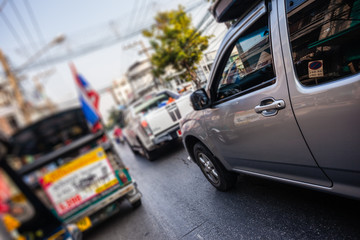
(134, 93), (172, 115)
(286, 0), (360, 86)
(215, 15), (275, 101)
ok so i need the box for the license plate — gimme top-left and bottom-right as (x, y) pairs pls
(177, 129), (182, 137)
(76, 216), (92, 232)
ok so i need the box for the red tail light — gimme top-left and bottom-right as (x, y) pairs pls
(119, 172), (128, 184)
(141, 120), (153, 136)
(141, 120), (148, 128)
(97, 135), (108, 145)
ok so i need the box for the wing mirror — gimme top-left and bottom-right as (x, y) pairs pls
(190, 88), (211, 111)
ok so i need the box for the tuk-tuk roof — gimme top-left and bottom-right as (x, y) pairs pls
(12, 107), (85, 137)
(11, 108), (90, 157)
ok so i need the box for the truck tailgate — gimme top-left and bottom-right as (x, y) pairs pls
(15, 132), (133, 222)
(146, 95), (192, 136)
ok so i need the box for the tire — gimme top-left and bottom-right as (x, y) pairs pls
(125, 138), (138, 154)
(193, 142), (237, 191)
(131, 199), (142, 209)
(138, 138), (155, 161)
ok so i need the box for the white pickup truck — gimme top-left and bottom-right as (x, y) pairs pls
(123, 89), (193, 160)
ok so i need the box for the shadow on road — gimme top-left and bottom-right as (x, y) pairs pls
(83, 201), (138, 238)
(133, 139), (186, 163)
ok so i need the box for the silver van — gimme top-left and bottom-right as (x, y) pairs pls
(181, 0), (360, 199)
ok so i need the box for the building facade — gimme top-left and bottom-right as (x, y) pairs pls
(112, 76), (134, 106)
(126, 59), (157, 99)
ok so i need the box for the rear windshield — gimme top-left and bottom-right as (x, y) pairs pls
(11, 109), (90, 157)
(134, 93), (171, 115)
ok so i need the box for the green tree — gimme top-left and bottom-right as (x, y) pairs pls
(107, 107), (125, 129)
(143, 5), (211, 89)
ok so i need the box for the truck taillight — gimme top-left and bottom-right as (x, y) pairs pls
(119, 172), (128, 184)
(141, 120), (153, 136)
(97, 135), (108, 145)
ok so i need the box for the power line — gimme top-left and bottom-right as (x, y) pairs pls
(8, 0), (38, 53)
(127, 0), (140, 33)
(0, 0), (7, 12)
(137, 0), (149, 30)
(0, 10), (31, 57)
(15, 0), (207, 72)
(22, 0), (46, 45)
(21, 0), (57, 94)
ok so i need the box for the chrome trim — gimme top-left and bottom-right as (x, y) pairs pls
(64, 183), (136, 223)
(152, 125), (180, 144)
(233, 168), (331, 190)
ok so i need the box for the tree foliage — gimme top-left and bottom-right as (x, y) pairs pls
(107, 107), (125, 130)
(143, 6), (211, 88)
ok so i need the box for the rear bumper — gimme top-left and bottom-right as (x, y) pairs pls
(152, 125), (181, 145)
(65, 182), (141, 224)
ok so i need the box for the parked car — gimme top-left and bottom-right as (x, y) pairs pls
(123, 89), (193, 160)
(181, 0), (360, 199)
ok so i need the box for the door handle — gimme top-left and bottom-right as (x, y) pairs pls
(255, 98), (285, 117)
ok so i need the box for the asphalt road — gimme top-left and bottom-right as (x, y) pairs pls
(85, 141), (360, 240)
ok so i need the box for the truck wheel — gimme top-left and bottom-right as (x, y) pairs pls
(138, 138), (155, 161)
(125, 139), (138, 154)
(131, 199), (142, 209)
(193, 142), (237, 191)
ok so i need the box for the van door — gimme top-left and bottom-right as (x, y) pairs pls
(279, 0), (360, 193)
(204, 1), (332, 186)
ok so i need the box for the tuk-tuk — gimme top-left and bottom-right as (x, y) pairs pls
(0, 133), (82, 240)
(3, 108), (141, 234)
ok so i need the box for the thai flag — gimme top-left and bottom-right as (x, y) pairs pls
(69, 63), (102, 132)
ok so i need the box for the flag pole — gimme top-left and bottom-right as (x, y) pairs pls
(69, 62), (104, 132)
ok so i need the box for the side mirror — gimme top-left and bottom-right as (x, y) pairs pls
(190, 89), (211, 111)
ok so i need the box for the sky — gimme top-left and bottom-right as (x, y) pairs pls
(0, 0), (218, 122)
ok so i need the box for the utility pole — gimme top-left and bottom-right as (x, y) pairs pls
(123, 40), (161, 90)
(137, 40), (152, 61)
(32, 69), (57, 113)
(137, 40), (162, 88)
(108, 87), (121, 106)
(0, 49), (31, 124)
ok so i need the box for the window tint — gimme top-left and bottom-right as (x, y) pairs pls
(286, 0), (360, 86)
(216, 15), (275, 101)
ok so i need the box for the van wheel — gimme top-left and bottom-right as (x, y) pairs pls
(193, 143), (237, 191)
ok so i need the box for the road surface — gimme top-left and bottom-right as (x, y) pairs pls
(85, 141), (360, 240)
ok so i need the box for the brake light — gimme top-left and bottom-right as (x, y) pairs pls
(141, 120), (148, 128)
(96, 135), (109, 145)
(119, 172), (128, 184)
(101, 135), (108, 142)
(141, 120), (153, 136)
